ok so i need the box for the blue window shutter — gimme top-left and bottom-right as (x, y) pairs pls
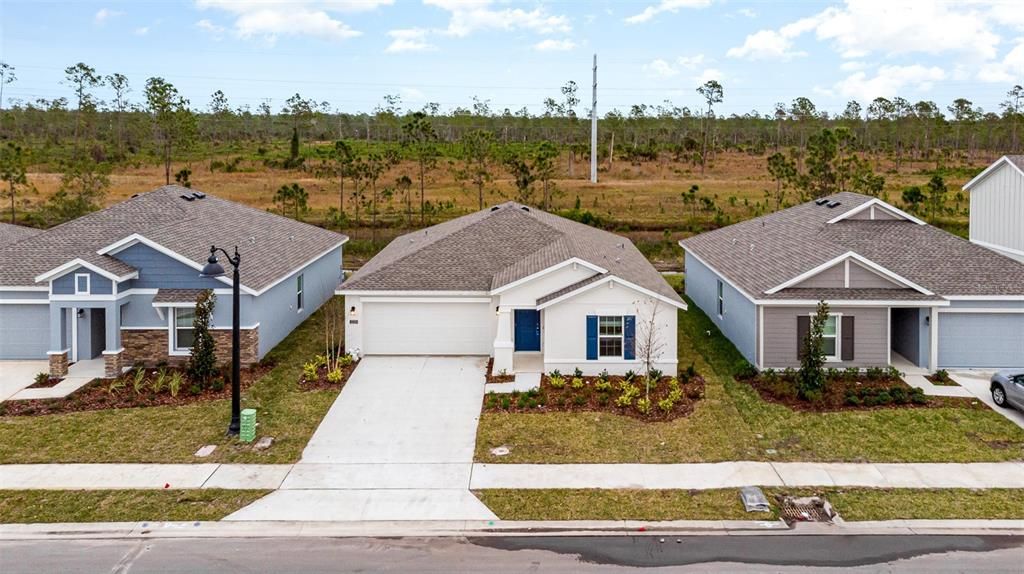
(624, 315), (636, 360)
(586, 316), (598, 360)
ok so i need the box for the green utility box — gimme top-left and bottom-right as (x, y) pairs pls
(240, 408), (257, 442)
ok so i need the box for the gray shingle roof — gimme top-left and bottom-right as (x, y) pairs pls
(0, 185), (348, 290)
(1007, 155), (1024, 172)
(342, 202), (683, 304)
(153, 288), (209, 304)
(762, 288), (944, 302)
(0, 222), (41, 247)
(681, 191), (1024, 299)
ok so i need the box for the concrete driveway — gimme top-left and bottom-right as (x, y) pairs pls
(226, 356), (498, 521)
(0, 361), (48, 402)
(950, 371), (1024, 430)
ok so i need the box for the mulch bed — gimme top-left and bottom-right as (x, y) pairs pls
(26, 376), (63, 389)
(483, 372), (706, 422)
(736, 370), (975, 413)
(299, 359), (359, 391)
(0, 363), (274, 417)
(485, 358), (514, 384)
(927, 374), (960, 387)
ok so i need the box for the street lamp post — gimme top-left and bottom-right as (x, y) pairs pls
(199, 245), (242, 436)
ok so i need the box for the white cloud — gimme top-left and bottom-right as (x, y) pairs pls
(385, 28), (436, 53)
(94, 8), (123, 24)
(425, 0), (570, 37)
(133, 26), (149, 36)
(643, 58), (678, 78)
(978, 40), (1024, 83)
(196, 18), (226, 39)
(194, 0), (392, 41)
(736, 8), (756, 18)
(642, 54), (705, 78)
(839, 60), (867, 72)
(625, 0), (712, 25)
(833, 64), (945, 101)
(694, 68), (723, 85)
(400, 87), (425, 102)
(534, 38), (576, 51)
(728, 0), (1000, 62)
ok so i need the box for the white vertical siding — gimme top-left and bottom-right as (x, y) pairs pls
(970, 162), (1024, 256)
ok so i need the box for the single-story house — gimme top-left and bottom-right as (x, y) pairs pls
(963, 155), (1024, 263)
(680, 192), (1024, 372)
(337, 202), (686, 375)
(0, 185), (347, 378)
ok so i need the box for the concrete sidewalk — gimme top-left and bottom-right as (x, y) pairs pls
(6, 461), (1024, 491)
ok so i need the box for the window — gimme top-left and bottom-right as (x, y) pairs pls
(174, 308), (196, 351)
(822, 315), (839, 360)
(296, 274), (304, 312)
(716, 280), (724, 317)
(74, 273), (89, 295)
(598, 316), (623, 358)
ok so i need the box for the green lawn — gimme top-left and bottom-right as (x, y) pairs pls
(475, 488), (1024, 522)
(475, 293), (1024, 463)
(0, 301), (342, 464)
(0, 490), (269, 523)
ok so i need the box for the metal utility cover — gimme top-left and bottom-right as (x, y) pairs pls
(739, 486), (771, 512)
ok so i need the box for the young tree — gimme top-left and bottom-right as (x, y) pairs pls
(454, 129), (495, 210)
(363, 148), (398, 241)
(46, 157), (110, 223)
(144, 77), (195, 184)
(696, 80), (723, 176)
(274, 183), (309, 219)
(504, 150), (537, 205)
(534, 140), (559, 210)
(329, 140), (356, 217)
(0, 142), (29, 223)
(926, 174), (947, 221)
(634, 298), (666, 402)
(104, 73), (131, 158)
(63, 62), (103, 145)
(766, 152), (796, 209)
(187, 290), (218, 387)
(402, 112), (438, 224)
(0, 61), (16, 112)
(798, 300), (830, 400)
(1001, 85), (1023, 152)
(560, 80), (580, 175)
(395, 174), (413, 224)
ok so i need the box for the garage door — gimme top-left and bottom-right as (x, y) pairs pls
(362, 301), (493, 355)
(0, 304), (50, 359)
(938, 313), (1024, 369)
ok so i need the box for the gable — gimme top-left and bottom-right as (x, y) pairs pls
(791, 258), (904, 290)
(844, 203), (906, 221)
(113, 243), (225, 291)
(963, 156), (1024, 191)
(496, 260), (600, 306)
(826, 199), (924, 225)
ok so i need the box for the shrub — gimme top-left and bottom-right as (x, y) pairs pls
(132, 368), (147, 395)
(500, 396), (511, 409)
(485, 393), (499, 409)
(685, 362), (697, 379)
(34, 372), (49, 386)
(570, 377), (585, 389)
(910, 388), (928, 404)
(782, 367), (797, 381)
(802, 389), (823, 403)
(326, 368), (343, 384)
(890, 387), (908, 404)
(188, 383), (202, 396)
(762, 368), (779, 384)
(866, 367), (885, 381)
(598, 369), (610, 382)
(517, 394), (530, 409)
(615, 384), (639, 407)
(211, 378), (225, 392)
(169, 372), (183, 397)
(573, 395), (587, 406)
(151, 368), (169, 394)
(596, 393), (610, 406)
(187, 290), (219, 387)
(934, 369), (950, 382)
(338, 354), (354, 367)
(648, 369), (663, 382)
(845, 394), (863, 406)
(548, 375), (566, 389)
(549, 369), (562, 379)
(302, 361), (319, 382)
(107, 377), (126, 395)
(635, 397), (652, 415)
(843, 367), (859, 381)
(770, 379), (798, 400)
(733, 361), (758, 380)
(658, 397), (676, 412)
(863, 393), (880, 407)
(624, 370), (637, 382)
(825, 368), (840, 382)
(573, 367), (584, 378)
(886, 366), (902, 380)
(876, 390), (893, 405)
(594, 379), (613, 391)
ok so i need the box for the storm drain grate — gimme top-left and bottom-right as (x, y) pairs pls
(779, 496), (836, 523)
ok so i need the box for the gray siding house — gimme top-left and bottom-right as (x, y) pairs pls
(0, 186), (347, 378)
(681, 192), (1024, 372)
(963, 155), (1024, 263)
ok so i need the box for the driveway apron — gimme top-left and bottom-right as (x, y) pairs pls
(226, 356), (498, 521)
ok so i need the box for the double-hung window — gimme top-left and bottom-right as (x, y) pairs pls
(296, 274), (304, 312)
(716, 280), (724, 317)
(822, 315), (839, 361)
(598, 316), (623, 358)
(174, 308), (196, 352)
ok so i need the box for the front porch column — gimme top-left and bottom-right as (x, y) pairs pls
(928, 307), (939, 373)
(47, 306), (69, 377)
(102, 302), (124, 378)
(493, 307), (514, 374)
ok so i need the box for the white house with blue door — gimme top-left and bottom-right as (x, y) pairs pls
(338, 202), (686, 375)
(0, 185), (347, 378)
(681, 192), (1024, 373)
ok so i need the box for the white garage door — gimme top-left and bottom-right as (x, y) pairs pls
(938, 312), (1024, 369)
(362, 301), (493, 355)
(0, 304), (50, 359)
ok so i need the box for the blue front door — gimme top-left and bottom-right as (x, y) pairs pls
(514, 309), (541, 352)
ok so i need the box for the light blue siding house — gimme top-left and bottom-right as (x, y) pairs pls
(0, 186), (347, 378)
(681, 192), (1024, 373)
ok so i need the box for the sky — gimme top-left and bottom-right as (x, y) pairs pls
(2, 0), (1023, 117)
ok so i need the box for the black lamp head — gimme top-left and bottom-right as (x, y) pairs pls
(199, 248), (226, 278)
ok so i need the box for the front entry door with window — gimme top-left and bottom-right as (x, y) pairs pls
(514, 309), (541, 352)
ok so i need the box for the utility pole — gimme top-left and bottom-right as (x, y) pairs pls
(590, 53), (598, 183)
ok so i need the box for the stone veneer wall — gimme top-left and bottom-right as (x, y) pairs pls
(121, 327), (259, 367)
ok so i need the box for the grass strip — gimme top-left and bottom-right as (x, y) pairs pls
(0, 489), (270, 524)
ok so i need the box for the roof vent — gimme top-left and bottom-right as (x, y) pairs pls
(815, 198), (830, 206)
(180, 194), (195, 201)
(826, 201), (841, 208)
(520, 206), (530, 212)
(490, 206), (500, 211)
(131, 193), (140, 198)
(191, 191), (206, 199)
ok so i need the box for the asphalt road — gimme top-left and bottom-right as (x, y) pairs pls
(2, 535), (1023, 573)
